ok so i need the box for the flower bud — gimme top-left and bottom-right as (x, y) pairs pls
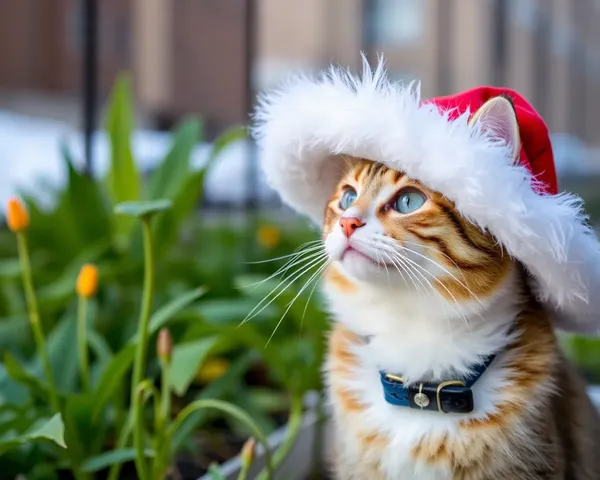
(76, 264), (99, 298)
(157, 328), (173, 364)
(6, 197), (29, 233)
(241, 437), (256, 467)
(257, 225), (280, 249)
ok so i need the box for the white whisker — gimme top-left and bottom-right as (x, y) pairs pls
(240, 252), (329, 325)
(266, 259), (330, 346)
(398, 244), (484, 309)
(243, 247), (325, 290)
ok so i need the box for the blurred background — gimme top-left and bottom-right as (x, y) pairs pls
(3, 0), (600, 207)
(1, 1), (600, 479)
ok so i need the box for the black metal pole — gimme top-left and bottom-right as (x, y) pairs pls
(437, 0), (452, 95)
(82, 0), (98, 175)
(361, 0), (374, 65)
(244, 0), (258, 260)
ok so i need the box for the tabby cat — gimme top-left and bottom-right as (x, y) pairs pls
(252, 59), (600, 479)
(315, 89), (600, 479)
(322, 153), (600, 479)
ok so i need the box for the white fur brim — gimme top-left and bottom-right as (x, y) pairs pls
(252, 59), (600, 334)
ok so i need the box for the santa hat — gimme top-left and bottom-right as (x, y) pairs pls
(252, 58), (600, 334)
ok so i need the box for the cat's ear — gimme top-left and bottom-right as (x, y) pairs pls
(469, 95), (521, 162)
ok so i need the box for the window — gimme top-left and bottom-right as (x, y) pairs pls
(368, 0), (423, 47)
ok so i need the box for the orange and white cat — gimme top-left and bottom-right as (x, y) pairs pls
(322, 156), (600, 479)
(253, 59), (600, 479)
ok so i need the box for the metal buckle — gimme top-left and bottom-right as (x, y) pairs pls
(384, 373), (405, 383)
(436, 380), (465, 413)
(407, 381), (474, 413)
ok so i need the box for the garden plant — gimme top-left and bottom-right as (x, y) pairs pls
(0, 75), (328, 479)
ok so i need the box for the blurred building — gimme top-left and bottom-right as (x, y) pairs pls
(1, 0), (600, 149)
(257, 0), (600, 147)
(0, 0), (250, 138)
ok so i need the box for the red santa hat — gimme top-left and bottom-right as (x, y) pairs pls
(252, 58), (600, 334)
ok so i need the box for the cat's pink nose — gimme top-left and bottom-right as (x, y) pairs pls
(339, 217), (365, 237)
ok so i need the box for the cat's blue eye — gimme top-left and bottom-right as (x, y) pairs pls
(394, 190), (426, 214)
(339, 189), (357, 210)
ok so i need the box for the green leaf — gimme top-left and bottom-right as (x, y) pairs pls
(148, 118), (203, 200)
(81, 447), (155, 472)
(129, 286), (208, 344)
(87, 330), (113, 365)
(167, 399), (273, 476)
(3, 352), (47, 399)
(61, 143), (111, 245)
(207, 463), (226, 480)
(170, 337), (220, 396)
(114, 199), (172, 219)
(196, 298), (277, 325)
(0, 316), (30, 354)
(0, 259), (21, 281)
(105, 73), (141, 240)
(0, 413), (66, 455)
(0, 364), (29, 405)
(63, 393), (105, 462)
(153, 125), (246, 253)
(171, 352), (256, 450)
(46, 313), (79, 393)
(92, 344), (135, 419)
(28, 312), (78, 394)
(153, 169), (205, 254)
(26, 413), (67, 448)
(206, 125), (247, 166)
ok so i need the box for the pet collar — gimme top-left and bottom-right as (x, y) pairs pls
(379, 354), (496, 414)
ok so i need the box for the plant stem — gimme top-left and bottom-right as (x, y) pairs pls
(16, 233), (60, 414)
(132, 218), (155, 407)
(108, 217), (156, 480)
(158, 361), (171, 428)
(167, 399), (274, 478)
(152, 359), (171, 480)
(77, 296), (91, 392)
(257, 394), (304, 480)
(107, 412), (134, 480)
(133, 385), (149, 480)
(237, 462), (251, 480)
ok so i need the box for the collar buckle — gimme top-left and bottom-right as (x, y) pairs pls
(381, 373), (474, 414)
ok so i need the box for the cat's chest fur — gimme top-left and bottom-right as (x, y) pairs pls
(322, 271), (556, 479)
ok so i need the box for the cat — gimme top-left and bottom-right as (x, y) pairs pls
(252, 59), (600, 479)
(322, 154), (600, 479)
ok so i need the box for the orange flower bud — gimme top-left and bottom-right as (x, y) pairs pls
(6, 197), (29, 233)
(257, 225), (280, 249)
(76, 264), (99, 298)
(157, 328), (173, 363)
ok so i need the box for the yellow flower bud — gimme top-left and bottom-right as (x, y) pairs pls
(195, 358), (229, 383)
(6, 197), (29, 233)
(76, 264), (99, 299)
(241, 437), (256, 467)
(157, 328), (173, 363)
(257, 225), (280, 249)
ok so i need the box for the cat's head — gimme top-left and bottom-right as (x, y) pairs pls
(322, 158), (513, 301)
(322, 96), (521, 308)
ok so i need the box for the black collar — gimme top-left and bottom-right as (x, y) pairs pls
(379, 353), (496, 414)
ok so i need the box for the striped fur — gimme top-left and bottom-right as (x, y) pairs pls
(322, 158), (600, 479)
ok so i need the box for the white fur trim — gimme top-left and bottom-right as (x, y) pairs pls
(252, 58), (600, 334)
